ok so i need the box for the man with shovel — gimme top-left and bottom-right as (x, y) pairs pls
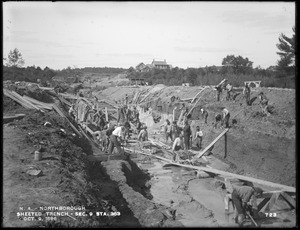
(231, 185), (263, 227)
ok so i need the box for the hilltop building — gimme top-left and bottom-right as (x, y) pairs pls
(135, 59), (172, 72)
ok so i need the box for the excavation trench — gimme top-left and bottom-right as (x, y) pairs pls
(95, 155), (236, 227)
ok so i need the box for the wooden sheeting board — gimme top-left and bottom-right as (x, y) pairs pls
(52, 103), (82, 137)
(3, 114), (26, 123)
(194, 128), (229, 159)
(4, 89), (45, 112)
(187, 87), (208, 116)
(22, 95), (53, 110)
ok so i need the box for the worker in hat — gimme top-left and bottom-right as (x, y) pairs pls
(231, 185), (263, 227)
(108, 124), (125, 155)
(258, 92), (269, 116)
(200, 108), (208, 124)
(243, 83), (251, 106)
(137, 125), (148, 141)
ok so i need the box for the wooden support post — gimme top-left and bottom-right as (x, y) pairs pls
(264, 192), (280, 212)
(280, 192), (296, 209)
(105, 107), (108, 122)
(194, 128), (229, 159)
(224, 133), (227, 158)
(257, 197), (271, 212)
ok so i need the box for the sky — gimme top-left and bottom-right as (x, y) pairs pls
(3, 1), (295, 70)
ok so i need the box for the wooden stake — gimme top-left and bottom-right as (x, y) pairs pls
(224, 133), (227, 158)
(105, 107), (108, 122)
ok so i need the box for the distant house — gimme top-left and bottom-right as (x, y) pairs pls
(134, 59), (172, 73)
(136, 62), (146, 72)
(151, 59), (172, 70)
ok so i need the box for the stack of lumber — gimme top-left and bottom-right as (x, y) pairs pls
(4, 89), (46, 112)
(22, 95), (53, 110)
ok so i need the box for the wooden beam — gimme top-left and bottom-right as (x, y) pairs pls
(58, 96), (72, 107)
(11, 91), (45, 112)
(187, 87), (208, 115)
(52, 104), (82, 137)
(136, 152), (295, 193)
(264, 192), (280, 212)
(193, 128), (229, 159)
(3, 114), (26, 123)
(23, 95), (54, 110)
(105, 107), (108, 122)
(280, 192), (296, 209)
(177, 109), (185, 126)
(257, 197), (271, 212)
(224, 133), (227, 158)
(191, 87), (205, 103)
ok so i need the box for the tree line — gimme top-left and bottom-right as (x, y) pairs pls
(127, 27), (295, 88)
(3, 26), (295, 88)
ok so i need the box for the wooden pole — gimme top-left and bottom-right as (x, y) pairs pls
(105, 107), (108, 122)
(224, 133), (227, 158)
(187, 87), (208, 116)
(173, 107), (177, 122)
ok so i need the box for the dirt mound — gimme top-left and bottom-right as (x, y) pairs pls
(3, 107), (139, 227)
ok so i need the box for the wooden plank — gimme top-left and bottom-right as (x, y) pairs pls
(3, 90), (32, 109)
(280, 192), (296, 209)
(180, 97), (193, 101)
(191, 87), (205, 103)
(193, 128), (229, 159)
(98, 100), (118, 109)
(4, 90), (33, 109)
(22, 95), (53, 110)
(38, 86), (55, 91)
(187, 87), (208, 115)
(3, 114), (26, 123)
(105, 107), (108, 122)
(173, 107), (177, 121)
(11, 91), (45, 112)
(257, 197), (271, 212)
(136, 151), (295, 193)
(59, 93), (79, 100)
(58, 96), (72, 107)
(264, 192), (280, 212)
(139, 89), (152, 103)
(177, 109), (185, 126)
(52, 104), (82, 137)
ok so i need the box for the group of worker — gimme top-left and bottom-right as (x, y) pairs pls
(216, 79), (270, 116)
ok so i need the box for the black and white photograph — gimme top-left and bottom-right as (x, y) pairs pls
(3, 1), (296, 228)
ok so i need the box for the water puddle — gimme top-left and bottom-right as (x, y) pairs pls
(139, 160), (235, 227)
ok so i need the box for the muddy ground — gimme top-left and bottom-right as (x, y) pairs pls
(3, 83), (296, 227)
(97, 85), (296, 187)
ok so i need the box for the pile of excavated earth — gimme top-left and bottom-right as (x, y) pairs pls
(3, 81), (296, 227)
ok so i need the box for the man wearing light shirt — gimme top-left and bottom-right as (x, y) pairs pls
(108, 125), (125, 155)
(172, 132), (183, 162)
(221, 107), (230, 128)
